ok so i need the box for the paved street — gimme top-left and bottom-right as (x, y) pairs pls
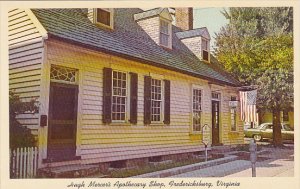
(170, 144), (294, 177)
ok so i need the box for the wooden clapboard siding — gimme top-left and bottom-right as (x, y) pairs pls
(45, 39), (243, 164)
(81, 145), (205, 163)
(9, 64), (42, 75)
(10, 80), (41, 90)
(82, 142), (200, 154)
(210, 86), (244, 145)
(222, 92), (231, 143)
(9, 76), (41, 87)
(81, 135), (190, 145)
(8, 9), (46, 137)
(81, 131), (188, 140)
(9, 58), (43, 69)
(81, 143), (202, 158)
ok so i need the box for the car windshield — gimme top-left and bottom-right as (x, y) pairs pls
(258, 123), (272, 130)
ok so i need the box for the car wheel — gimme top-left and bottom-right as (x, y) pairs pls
(253, 134), (262, 142)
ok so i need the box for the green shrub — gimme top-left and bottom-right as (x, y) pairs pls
(9, 90), (38, 149)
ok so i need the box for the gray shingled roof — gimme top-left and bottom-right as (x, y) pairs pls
(176, 27), (211, 40)
(32, 8), (240, 86)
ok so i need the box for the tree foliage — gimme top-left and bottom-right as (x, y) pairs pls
(9, 90), (39, 149)
(214, 7), (293, 146)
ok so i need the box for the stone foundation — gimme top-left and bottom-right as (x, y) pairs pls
(38, 151), (209, 178)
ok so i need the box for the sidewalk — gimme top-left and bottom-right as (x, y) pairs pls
(226, 147), (294, 177)
(169, 146), (294, 177)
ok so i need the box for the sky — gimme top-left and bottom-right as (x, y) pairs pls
(193, 8), (229, 50)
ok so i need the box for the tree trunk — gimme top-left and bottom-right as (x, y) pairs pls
(258, 111), (265, 126)
(272, 109), (282, 146)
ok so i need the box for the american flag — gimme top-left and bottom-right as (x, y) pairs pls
(240, 90), (258, 123)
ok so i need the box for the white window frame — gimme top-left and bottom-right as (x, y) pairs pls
(159, 18), (172, 48)
(150, 78), (164, 123)
(50, 65), (78, 85)
(192, 86), (203, 132)
(94, 8), (114, 29)
(111, 70), (129, 123)
(201, 38), (210, 62)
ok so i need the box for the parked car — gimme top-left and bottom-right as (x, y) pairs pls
(243, 122), (251, 130)
(244, 122), (294, 141)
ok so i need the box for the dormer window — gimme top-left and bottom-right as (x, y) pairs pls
(175, 27), (211, 62)
(201, 38), (209, 61)
(159, 19), (172, 48)
(94, 8), (114, 29)
(134, 8), (173, 49)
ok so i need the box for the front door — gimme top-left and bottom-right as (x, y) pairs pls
(212, 100), (220, 145)
(47, 82), (78, 162)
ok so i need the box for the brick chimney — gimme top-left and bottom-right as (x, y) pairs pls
(175, 8), (193, 31)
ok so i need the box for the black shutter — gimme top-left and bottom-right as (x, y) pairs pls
(130, 72), (138, 124)
(144, 76), (152, 125)
(103, 67), (112, 124)
(164, 79), (171, 124)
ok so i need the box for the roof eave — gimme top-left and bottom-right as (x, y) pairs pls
(47, 33), (240, 87)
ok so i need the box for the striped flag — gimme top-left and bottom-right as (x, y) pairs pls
(240, 90), (258, 123)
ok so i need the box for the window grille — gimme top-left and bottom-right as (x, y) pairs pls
(160, 20), (170, 47)
(50, 65), (77, 83)
(112, 71), (127, 121)
(212, 92), (221, 100)
(96, 9), (111, 26)
(193, 89), (202, 131)
(151, 79), (162, 122)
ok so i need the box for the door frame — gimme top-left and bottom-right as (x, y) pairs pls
(47, 81), (79, 161)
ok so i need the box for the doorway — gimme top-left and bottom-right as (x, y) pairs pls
(212, 100), (220, 145)
(47, 82), (78, 162)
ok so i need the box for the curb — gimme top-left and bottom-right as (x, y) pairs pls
(131, 155), (239, 178)
(226, 149), (270, 156)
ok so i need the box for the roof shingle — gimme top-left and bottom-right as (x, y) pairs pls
(176, 27), (211, 40)
(133, 8), (165, 21)
(32, 8), (240, 86)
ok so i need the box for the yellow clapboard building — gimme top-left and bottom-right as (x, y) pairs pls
(9, 8), (244, 172)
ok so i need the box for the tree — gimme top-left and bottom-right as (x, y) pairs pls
(255, 35), (293, 145)
(9, 90), (38, 149)
(214, 7), (293, 146)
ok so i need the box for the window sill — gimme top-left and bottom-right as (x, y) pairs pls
(109, 122), (132, 126)
(95, 22), (114, 30)
(149, 122), (165, 126)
